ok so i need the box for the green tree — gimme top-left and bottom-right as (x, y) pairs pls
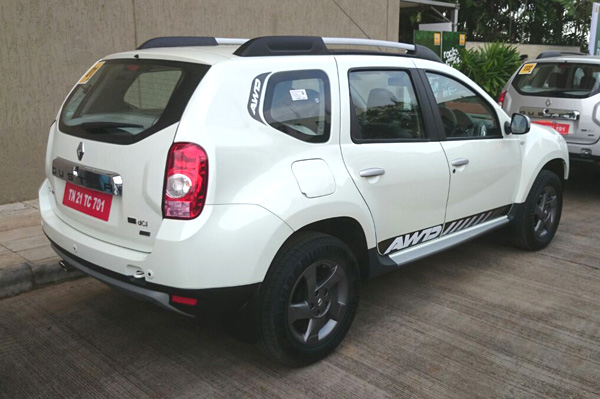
(455, 0), (593, 49)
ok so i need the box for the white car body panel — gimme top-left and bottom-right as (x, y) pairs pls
(39, 42), (569, 295)
(441, 138), (521, 220)
(512, 124), (569, 203)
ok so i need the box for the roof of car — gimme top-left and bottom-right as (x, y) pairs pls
(103, 36), (443, 65)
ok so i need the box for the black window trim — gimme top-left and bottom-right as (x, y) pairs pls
(58, 59), (210, 145)
(262, 69), (332, 144)
(420, 69), (504, 141)
(347, 67), (443, 144)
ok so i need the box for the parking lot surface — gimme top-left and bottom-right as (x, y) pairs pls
(1, 166), (600, 398)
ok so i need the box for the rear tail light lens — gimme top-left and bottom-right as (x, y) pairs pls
(498, 90), (507, 108)
(163, 143), (208, 219)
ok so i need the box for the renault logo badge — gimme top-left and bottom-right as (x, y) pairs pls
(546, 98), (552, 107)
(77, 142), (85, 161)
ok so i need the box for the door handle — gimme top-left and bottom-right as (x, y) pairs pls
(359, 168), (385, 178)
(451, 158), (469, 167)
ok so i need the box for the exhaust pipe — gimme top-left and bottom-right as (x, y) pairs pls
(59, 260), (76, 272)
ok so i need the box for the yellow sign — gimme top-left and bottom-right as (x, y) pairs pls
(434, 33), (441, 46)
(78, 61), (105, 84)
(459, 34), (466, 46)
(519, 63), (537, 75)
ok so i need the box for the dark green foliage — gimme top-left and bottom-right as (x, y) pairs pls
(454, 42), (521, 100)
(457, 0), (593, 50)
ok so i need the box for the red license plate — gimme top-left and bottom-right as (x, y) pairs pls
(63, 182), (113, 221)
(532, 120), (570, 135)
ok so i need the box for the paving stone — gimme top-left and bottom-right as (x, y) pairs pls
(17, 245), (57, 263)
(0, 226), (44, 246)
(0, 208), (41, 230)
(3, 234), (49, 252)
(0, 252), (28, 269)
(23, 199), (40, 209)
(0, 202), (28, 213)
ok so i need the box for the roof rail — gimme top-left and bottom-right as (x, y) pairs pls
(537, 50), (587, 59)
(137, 35), (442, 63)
(137, 36), (247, 50)
(233, 36), (442, 62)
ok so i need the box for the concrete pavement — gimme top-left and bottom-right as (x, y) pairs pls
(1, 166), (599, 398)
(0, 200), (82, 299)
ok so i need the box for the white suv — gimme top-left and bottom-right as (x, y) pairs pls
(39, 36), (569, 365)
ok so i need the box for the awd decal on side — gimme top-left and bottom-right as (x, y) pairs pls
(247, 72), (270, 123)
(379, 206), (511, 256)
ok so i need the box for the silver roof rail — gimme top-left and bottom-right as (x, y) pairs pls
(138, 36), (440, 62)
(322, 37), (416, 52)
(215, 38), (249, 45)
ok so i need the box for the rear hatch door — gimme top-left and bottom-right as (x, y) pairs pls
(509, 60), (600, 145)
(48, 58), (209, 252)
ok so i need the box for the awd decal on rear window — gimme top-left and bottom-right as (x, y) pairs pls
(379, 206), (511, 256)
(247, 72), (270, 123)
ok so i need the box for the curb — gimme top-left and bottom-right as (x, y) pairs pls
(0, 258), (83, 300)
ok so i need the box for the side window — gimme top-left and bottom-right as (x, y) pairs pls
(263, 70), (330, 143)
(426, 73), (501, 139)
(349, 70), (425, 141)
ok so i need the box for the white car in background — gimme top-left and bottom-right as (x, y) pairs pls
(501, 52), (600, 166)
(40, 36), (568, 365)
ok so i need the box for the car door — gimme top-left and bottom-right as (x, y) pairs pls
(337, 57), (450, 258)
(422, 70), (521, 227)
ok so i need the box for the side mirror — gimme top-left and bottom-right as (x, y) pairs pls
(507, 113), (531, 135)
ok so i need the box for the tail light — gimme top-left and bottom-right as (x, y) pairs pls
(498, 90), (507, 108)
(163, 142), (208, 219)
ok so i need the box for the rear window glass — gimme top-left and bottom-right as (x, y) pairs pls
(59, 59), (209, 144)
(512, 62), (600, 98)
(263, 70), (331, 143)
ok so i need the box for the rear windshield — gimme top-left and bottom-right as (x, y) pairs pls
(59, 59), (209, 144)
(512, 62), (600, 99)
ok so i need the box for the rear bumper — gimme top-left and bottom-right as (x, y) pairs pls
(39, 178), (293, 290)
(567, 142), (600, 165)
(569, 152), (600, 165)
(51, 240), (259, 316)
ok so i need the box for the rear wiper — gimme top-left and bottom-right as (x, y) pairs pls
(77, 122), (144, 131)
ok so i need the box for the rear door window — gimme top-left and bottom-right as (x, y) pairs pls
(348, 69), (425, 142)
(512, 62), (600, 98)
(60, 60), (209, 144)
(263, 70), (331, 143)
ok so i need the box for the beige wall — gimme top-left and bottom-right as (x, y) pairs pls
(0, 0), (400, 204)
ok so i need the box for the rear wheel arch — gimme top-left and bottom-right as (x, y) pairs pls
(276, 217), (371, 281)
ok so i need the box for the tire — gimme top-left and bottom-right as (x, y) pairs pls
(511, 170), (563, 251)
(258, 232), (360, 366)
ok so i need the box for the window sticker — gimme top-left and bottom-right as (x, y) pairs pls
(519, 63), (537, 75)
(290, 89), (308, 101)
(78, 61), (105, 84)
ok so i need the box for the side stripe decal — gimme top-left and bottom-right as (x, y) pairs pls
(378, 206), (511, 256)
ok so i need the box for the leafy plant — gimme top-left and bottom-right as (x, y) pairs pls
(453, 42), (521, 100)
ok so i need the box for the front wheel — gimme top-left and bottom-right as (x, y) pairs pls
(511, 170), (563, 251)
(258, 232), (359, 366)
